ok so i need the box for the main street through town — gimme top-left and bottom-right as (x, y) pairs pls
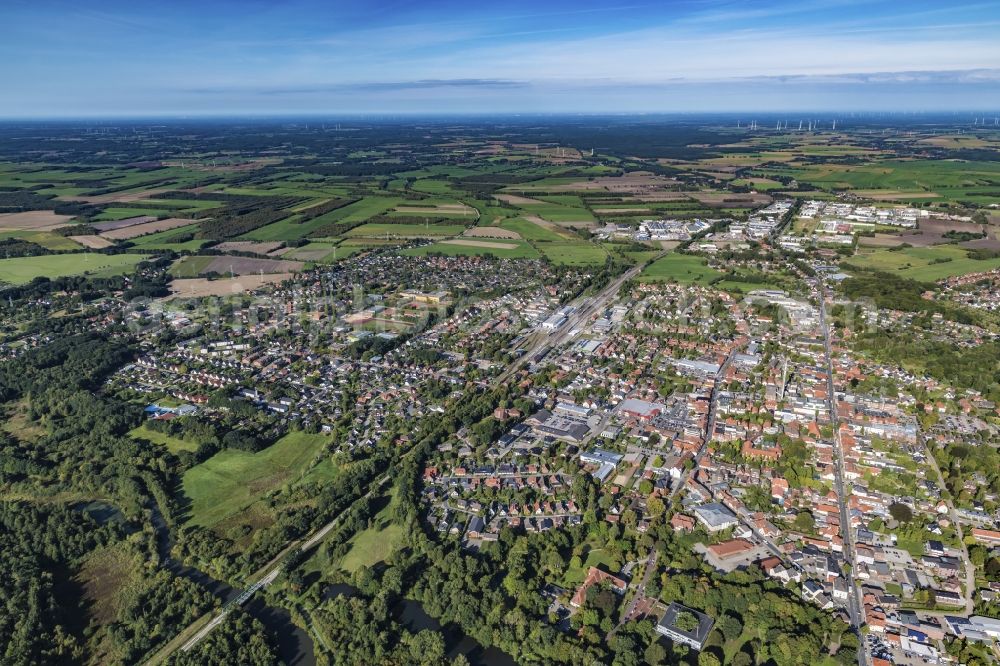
(817, 278), (868, 666)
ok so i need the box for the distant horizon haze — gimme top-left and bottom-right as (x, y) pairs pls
(2, 0), (1000, 116)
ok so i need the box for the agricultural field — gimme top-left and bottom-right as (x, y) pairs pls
(0, 230), (83, 250)
(68, 235), (116, 249)
(537, 241), (610, 266)
(212, 240), (285, 255)
(168, 273), (294, 298)
(170, 255), (303, 278)
(0, 210), (75, 231)
(639, 253), (722, 284)
(0, 253), (147, 285)
(99, 218), (192, 240)
(755, 158), (1000, 205)
(344, 223), (466, 238)
(499, 217), (576, 241)
(127, 224), (204, 251)
(846, 245), (1000, 281)
(495, 193), (595, 223)
(93, 208), (173, 222)
(401, 239), (540, 259)
(281, 242), (342, 262)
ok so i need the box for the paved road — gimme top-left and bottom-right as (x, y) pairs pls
(817, 279), (869, 666)
(623, 549), (658, 620)
(609, 548), (659, 639)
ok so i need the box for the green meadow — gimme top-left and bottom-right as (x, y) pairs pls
(639, 253), (721, 284)
(182, 431), (332, 528)
(0, 253), (147, 285)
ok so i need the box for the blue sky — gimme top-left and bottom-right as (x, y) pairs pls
(2, 0), (999, 116)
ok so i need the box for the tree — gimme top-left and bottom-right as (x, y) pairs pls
(644, 641), (667, 665)
(698, 652), (721, 666)
(674, 611), (700, 632)
(793, 510), (815, 532)
(888, 502), (914, 524)
(731, 652), (753, 666)
(719, 613), (743, 642)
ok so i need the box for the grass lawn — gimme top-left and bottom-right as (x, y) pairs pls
(848, 245), (1000, 281)
(537, 241), (609, 266)
(339, 498), (405, 573)
(0, 253), (146, 285)
(182, 431), (331, 528)
(129, 423), (199, 454)
(401, 240), (539, 259)
(2, 400), (47, 442)
(639, 253), (722, 284)
(715, 279), (783, 294)
(562, 547), (615, 586)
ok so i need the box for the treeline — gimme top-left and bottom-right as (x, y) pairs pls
(454, 173), (543, 198)
(854, 333), (1000, 399)
(0, 266), (171, 304)
(0, 237), (49, 258)
(295, 196), (359, 222)
(0, 188), (101, 216)
(297, 161), (421, 177)
(197, 197), (301, 239)
(365, 214), (465, 226)
(839, 269), (981, 325)
(164, 608), (279, 666)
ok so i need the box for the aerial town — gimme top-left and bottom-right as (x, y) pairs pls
(1, 95), (999, 666)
